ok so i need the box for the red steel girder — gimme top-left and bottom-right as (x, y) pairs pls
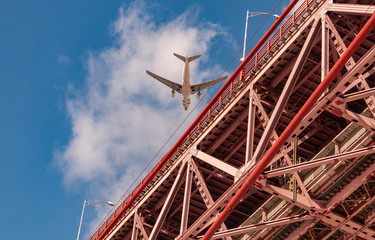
(201, 11), (375, 240)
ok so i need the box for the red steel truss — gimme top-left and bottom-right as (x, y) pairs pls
(90, 0), (375, 239)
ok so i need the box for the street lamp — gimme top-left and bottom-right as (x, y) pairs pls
(76, 200), (115, 240)
(240, 11), (280, 61)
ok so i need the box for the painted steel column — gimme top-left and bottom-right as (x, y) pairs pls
(245, 86), (255, 163)
(201, 12), (375, 240)
(131, 222), (138, 240)
(131, 211), (139, 240)
(321, 14), (329, 81)
(180, 161), (192, 234)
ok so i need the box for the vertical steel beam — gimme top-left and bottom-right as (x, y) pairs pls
(201, 12), (375, 240)
(321, 14), (329, 81)
(149, 162), (187, 240)
(245, 86), (255, 164)
(131, 216), (138, 240)
(180, 160), (192, 234)
(292, 138), (297, 201)
(252, 19), (320, 162)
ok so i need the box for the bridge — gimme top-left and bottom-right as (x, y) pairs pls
(90, 0), (375, 239)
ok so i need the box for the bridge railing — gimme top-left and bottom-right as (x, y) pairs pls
(89, 0), (321, 239)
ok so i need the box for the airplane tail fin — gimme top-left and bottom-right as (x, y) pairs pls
(173, 53), (201, 62)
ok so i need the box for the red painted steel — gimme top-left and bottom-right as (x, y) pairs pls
(89, 0), (312, 239)
(201, 11), (375, 240)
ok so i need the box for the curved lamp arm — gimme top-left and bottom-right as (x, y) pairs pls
(241, 11), (279, 61)
(77, 200), (114, 240)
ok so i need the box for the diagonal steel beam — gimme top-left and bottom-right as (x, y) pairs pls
(252, 19), (321, 162)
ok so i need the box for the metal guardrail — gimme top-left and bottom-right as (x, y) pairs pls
(89, 0), (321, 239)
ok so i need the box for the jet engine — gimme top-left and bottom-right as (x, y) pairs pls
(171, 90), (176, 98)
(197, 91), (201, 99)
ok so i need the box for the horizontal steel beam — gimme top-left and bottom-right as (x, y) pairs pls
(264, 146), (375, 178)
(343, 87), (375, 102)
(328, 3), (375, 15)
(194, 149), (238, 177)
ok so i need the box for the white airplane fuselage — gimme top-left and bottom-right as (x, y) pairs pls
(181, 56), (191, 110)
(145, 52), (228, 111)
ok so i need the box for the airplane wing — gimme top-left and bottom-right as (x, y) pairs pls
(146, 70), (182, 93)
(190, 75), (228, 94)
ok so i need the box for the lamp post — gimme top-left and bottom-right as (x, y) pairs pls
(76, 200), (115, 240)
(240, 11), (280, 61)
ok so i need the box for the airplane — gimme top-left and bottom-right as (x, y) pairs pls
(146, 53), (228, 110)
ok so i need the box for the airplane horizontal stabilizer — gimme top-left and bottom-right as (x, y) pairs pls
(173, 53), (201, 62)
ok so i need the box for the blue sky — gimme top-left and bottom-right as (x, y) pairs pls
(0, 0), (288, 239)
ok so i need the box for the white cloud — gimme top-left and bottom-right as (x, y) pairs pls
(57, 54), (70, 65)
(54, 0), (229, 237)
